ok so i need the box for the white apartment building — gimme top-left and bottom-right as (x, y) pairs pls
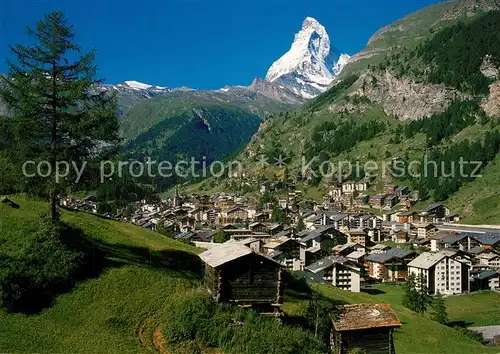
(408, 250), (471, 295)
(305, 256), (361, 292)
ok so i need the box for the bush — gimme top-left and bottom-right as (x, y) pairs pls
(163, 291), (326, 354)
(0, 215), (85, 312)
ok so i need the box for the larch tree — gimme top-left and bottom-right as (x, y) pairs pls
(431, 292), (449, 325)
(0, 12), (119, 221)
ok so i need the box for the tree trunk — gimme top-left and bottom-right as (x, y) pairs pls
(50, 53), (58, 222)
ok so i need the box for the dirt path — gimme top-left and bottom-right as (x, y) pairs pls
(152, 328), (168, 354)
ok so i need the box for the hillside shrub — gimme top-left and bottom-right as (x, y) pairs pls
(162, 291), (327, 354)
(0, 215), (85, 312)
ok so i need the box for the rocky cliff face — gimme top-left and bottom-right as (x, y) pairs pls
(351, 71), (463, 120)
(482, 80), (500, 117)
(480, 55), (500, 80)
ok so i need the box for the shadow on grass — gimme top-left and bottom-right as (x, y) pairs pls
(3, 222), (202, 315)
(362, 287), (386, 295)
(449, 320), (475, 328)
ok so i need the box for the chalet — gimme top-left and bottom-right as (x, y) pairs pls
(218, 206), (248, 224)
(263, 236), (303, 270)
(202, 208), (219, 223)
(342, 180), (368, 194)
(471, 270), (500, 291)
(306, 256), (361, 292)
(199, 243), (283, 312)
(395, 186), (409, 197)
(415, 223), (437, 239)
(350, 214), (379, 230)
(300, 225), (348, 251)
(413, 238), (431, 248)
(476, 252), (500, 270)
(384, 195), (399, 208)
(365, 248), (415, 282)
(329, 185), (343, 197)
(259, 180), (282, 194)
(353, 195), (369, 208)
(408, 250), (471, 294)
(382, 212), (397, 222)
(440, 234), (468, 251)
(368, 195), (386, 208)
(329, 213), (350, 229)
(346, 249), (366, 264)
(300, 246), (325, 266)
(253, 211), (270, 222)
(396, 212), (416, 224)
(370, 244), (391, 254)
(249, 222), (268, 233)
(331, 303), (401, 354)
(469, 232), (500, 251)
(192, 230), (217, 243)
(268, 224), (283, 235)
(392, 229), (409, 244)
(274, 229), (293, 239)
(425, 202), (451, 219)
(348, 230), (371, 248)
(430, 231), (483, 252)
(333, 242), (365, 257)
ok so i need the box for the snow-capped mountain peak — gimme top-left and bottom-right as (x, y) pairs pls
(264, 17), (350, 98)
(114, 80), (169, 92)
(123, 80), (152, 90)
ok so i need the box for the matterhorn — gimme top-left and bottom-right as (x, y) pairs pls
(265, 17), (350, 99)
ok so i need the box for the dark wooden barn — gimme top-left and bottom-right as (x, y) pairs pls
(331, 303), (401, 354)
(199, 243), (283, 312)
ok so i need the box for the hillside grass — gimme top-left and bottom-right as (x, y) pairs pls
(0, 196), (202, 353)
(446, 155), (500, 225)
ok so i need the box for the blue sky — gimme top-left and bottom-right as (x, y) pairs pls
(1, 0), (441, 90)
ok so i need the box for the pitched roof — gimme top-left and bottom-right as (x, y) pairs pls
(371, 244), (391, 251)
(199, 243), (252, 268)
(477, 252), (500, 260)
(441, 234), (467, 244)
(300, 225), (338, 243)
(195, 230), (216, 242)
(469, 246), (486, 255)
(475, 270), (499, 280)
(294, 270), (327, 284)
(426, 202), (444, 212)
(333, 303), (401, 332)
(347, 250), (366, 260)
(407, 252), (446, 269)
(333, 242), (363, 253)
(306, 256), (359, 273)
(275, 230), (292, 238)
(469, 232), (500, 246)
(365, 248), (414, 264)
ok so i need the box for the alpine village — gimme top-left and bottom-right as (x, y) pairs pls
(1, 1), (500, 354)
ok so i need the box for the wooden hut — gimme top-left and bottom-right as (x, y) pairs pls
(331, 303), (401, 354)
(199, 243), (283, 313)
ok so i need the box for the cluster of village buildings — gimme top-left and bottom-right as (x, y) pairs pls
(60, 180), (500, 296)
